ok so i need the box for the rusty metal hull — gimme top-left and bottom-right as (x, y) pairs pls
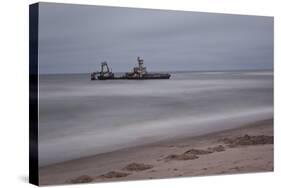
(91, 73), (171, 80)
(127, 73), (171, 80)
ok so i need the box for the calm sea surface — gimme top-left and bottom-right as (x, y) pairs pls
(39, 71), (273, 166)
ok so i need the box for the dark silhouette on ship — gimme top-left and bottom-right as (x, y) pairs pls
(91, 57), (171, 80)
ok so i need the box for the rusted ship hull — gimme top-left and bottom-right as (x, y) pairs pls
(126, 73), (171, 80)
(91, 73), (171, 80)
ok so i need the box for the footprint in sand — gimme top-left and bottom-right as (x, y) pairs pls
(123, 163), (154, 171)
(184, 145), (225, 155)
(70, 171), (131, 183)
(219, 135), (273, 147)
(70, 163), (153, 183)
(97, 171), (130, 179)
(184, 148), (213, 155)
(164, 153), (199, 161)
(163, 145), (226, 162)
(69, 175), (94, 184)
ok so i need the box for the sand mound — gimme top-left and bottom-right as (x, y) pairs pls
(221, 135), (273, 147)
(184, 149), (213, 155)
(123, 163), (153, 171)
(184, 145), (225, 155)
(165, 153), (199, 161)
(69, 175), (93, 183)
(98, 171), (130, 179)
(208, 145), (225, 152)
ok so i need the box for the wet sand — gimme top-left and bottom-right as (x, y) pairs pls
(39, 119), (273, 185)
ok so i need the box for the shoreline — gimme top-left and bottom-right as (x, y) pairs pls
(39, 118), (273, 185)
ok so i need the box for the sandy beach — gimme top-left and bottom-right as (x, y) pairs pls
(39, 118), (273, 185)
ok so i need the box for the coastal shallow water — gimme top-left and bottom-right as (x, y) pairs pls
(38, 71), (273, 166)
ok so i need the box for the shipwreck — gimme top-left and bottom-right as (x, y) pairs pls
(91, 57), (171, 80)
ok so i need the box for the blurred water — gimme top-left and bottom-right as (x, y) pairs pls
(38, 71), (273, 166)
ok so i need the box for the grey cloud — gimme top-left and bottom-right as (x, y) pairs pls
(38, 3), (273, 74)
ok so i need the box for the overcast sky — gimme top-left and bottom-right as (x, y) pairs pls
(38, 3), (273, 74)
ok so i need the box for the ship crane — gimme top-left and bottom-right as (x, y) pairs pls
(91, 61), (114, 80)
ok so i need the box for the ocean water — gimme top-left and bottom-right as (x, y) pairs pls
(38, 71), (273, 166)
